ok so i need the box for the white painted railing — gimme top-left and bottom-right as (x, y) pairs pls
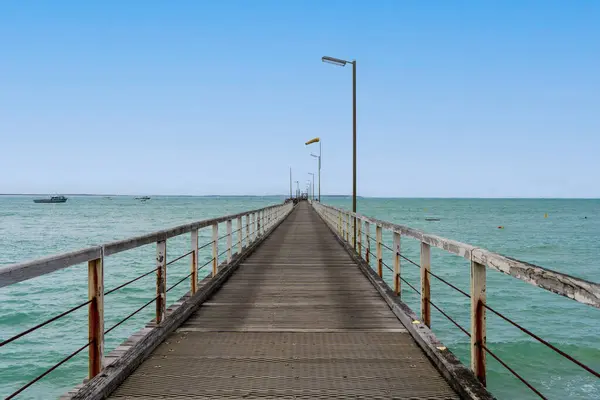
(312, 201), (599, 396)
(0, 201), (293, 399)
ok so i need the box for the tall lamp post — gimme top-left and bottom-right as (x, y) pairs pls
(305, 137), (321, 201)
(322, 55), (357, 246)
(308, 173), (315, 200)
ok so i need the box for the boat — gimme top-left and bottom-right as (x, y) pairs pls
(33, 195), (68, 204)
(134, 196), (151, 200)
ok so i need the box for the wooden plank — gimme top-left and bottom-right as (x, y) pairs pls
(0, 247), (101, 288)
(470, 260), (486, 385)
(103, 203), (464, 400)
(88, 257), (104, 378)
(420, 242), (431, 327)
(156, 240), (166, 324)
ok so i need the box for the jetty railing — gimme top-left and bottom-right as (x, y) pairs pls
(0, 201), (293, 399)
(312, 202), (600, 400)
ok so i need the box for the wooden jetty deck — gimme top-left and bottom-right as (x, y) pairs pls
(108, 202), (460, 399)
(3, 200), (598, 399)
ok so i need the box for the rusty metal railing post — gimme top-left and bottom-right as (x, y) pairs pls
(88, 255), (104, 378)
(212, 224), (218, 277)
(420, 242), (431, 327)
(257, 211), (262, 237)
(471, 260), (487, 385)
(357, 219), (362, 257)
(365, 221), (370, 264)
(156, 239), (166, 323)
(190, 229), (198, 294)
(346, 213), (350, 243)
(245, 214), (250, 247)
(393, 232), (401, 296)
(226, 219), (232, 263)
(237, 217), (242, 254)
(376, 225), (382, 277)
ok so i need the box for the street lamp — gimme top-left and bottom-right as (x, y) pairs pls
(308, 172), (315, 200)
(322, 55), (357, 246)
(305, 137), (321, 201)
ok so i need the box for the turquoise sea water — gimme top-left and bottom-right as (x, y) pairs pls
(0, 196), (599, 399)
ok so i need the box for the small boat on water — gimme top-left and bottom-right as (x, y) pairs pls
(134, 196), (151, 200)
(33, 195), (68, 204)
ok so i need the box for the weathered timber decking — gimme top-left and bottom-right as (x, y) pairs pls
(109, 203), (459, 399)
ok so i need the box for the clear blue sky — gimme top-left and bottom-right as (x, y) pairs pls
(1, 1), (598, 197)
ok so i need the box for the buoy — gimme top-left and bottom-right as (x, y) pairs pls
(498, 226), (504, 229)
(544, 213), (548, 218)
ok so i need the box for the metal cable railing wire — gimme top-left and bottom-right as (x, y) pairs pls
(0, 299), (92, 348)
(5, 339), (94, 399)
(104, 295), (159, 335)
(166, 250), (194, 266)
(376, 232), (600, 391)
(380, 259), (394, 273)
(198, 257), (215, 270)
(484, 303), (600, 379)
(0, 207), (285, 398)
(104, 267), (159, 296)
(399, 253), (471, 299)
(197, 240), (214, 252)
(166, 271), (194, 293)
(396, 252), (599, 378)
(480, 342), (547, 399)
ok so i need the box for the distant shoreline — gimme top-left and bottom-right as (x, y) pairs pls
(0, 194), (598, 200)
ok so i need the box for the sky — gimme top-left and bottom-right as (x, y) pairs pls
(1, 1), (599, 197)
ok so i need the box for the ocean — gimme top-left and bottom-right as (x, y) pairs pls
(0, 196), (599, 399)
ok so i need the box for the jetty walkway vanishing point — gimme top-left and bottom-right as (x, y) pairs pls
(1, 201), (599, 399)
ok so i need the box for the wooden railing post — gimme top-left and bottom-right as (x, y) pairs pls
(393, 232), (401, 296)
(245, 214), (250, 247)
(88, 255), (104, 378)
(190, 229), (198, 294)
(471, 260), (487, 385)
(420, 242), (431, 327)
(338, 211), (342, 236)
(212, 224), (218, 277)
(226, 219), (232, 263)
(346, 213), (350, 242)
(156, 240), (166, 323)
(357, 219), (362, 257)
(376, 225), (382, 277)
(365, 221), (370, 264)
(257, 211), (262, 237)
(251, 213), (256, 242)
(237, 217), (242, 254)
(348, 215), (356, 250)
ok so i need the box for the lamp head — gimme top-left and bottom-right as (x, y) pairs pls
(322, 56), (347, 66)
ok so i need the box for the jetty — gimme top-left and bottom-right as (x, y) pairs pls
(1, 200), (598, 399)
